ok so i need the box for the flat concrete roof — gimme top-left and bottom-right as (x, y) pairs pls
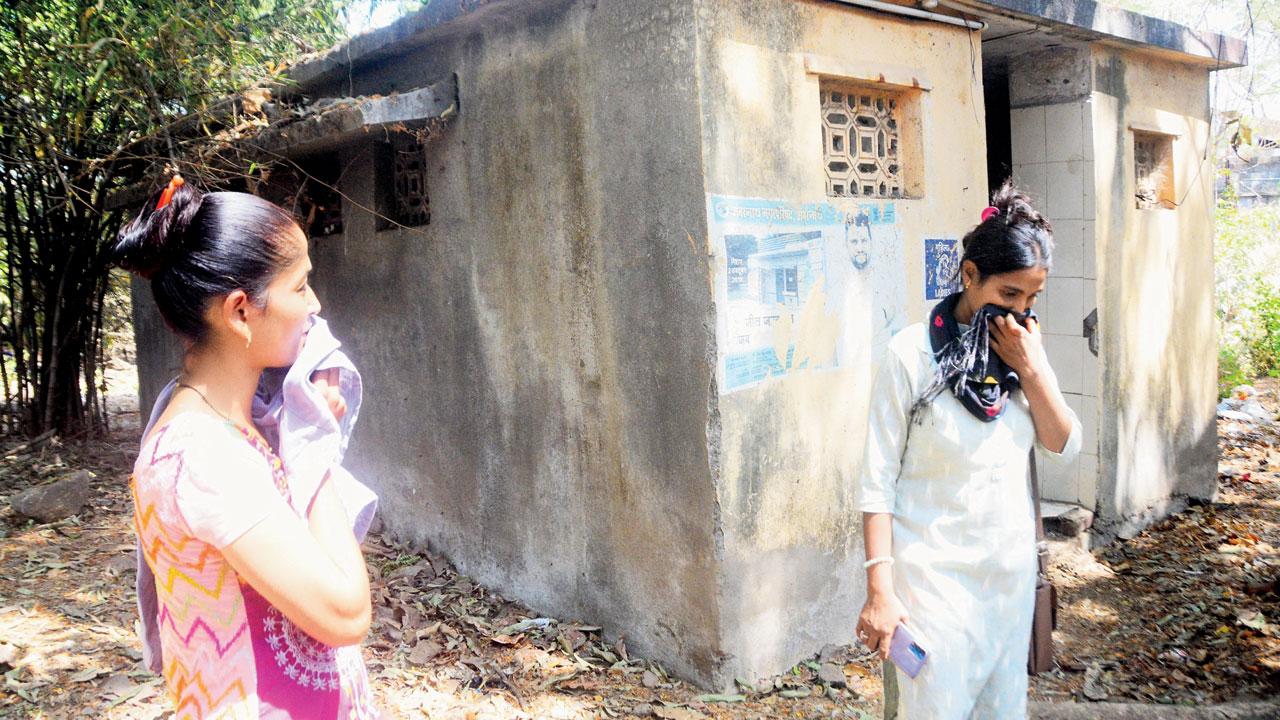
(283, 0), (531, 95)
(959, 0), (1247, 69)
(282, 0), (1245, 94)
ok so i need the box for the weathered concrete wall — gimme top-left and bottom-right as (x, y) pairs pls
(130, 282), (184, 414)
(126, 0), (1224, 690)
(1090, 45), (1217, 539)
(1008, 44), (1102, 510)
(136, 0), (726, 686)
(316, 0), (724, 685)
(692, 0), (990, 684)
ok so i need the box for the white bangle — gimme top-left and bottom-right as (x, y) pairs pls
(863, 556), (894, 570)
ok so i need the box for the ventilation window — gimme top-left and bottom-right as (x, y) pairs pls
(296, 154), (344, 237)
(1134, 131), (1175, 209)
(377, 135), (431, 231)
(822, 83), (910, 199)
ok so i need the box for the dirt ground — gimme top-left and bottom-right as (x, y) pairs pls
(0, 377), (1277, 718)
(1028, 381), (1280, 706)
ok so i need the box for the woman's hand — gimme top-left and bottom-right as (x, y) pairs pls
(989, 314), (1049, 379)
(310, 367), (347, 421)
(223, 475), (370, 647)
(855, 589), (909, 659)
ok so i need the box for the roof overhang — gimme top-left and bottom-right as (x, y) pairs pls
(248, 75), (458, 157)
(281, 0), (1243, 98)
(953, 0), (1246, 69)
(282, 0), (536, 96)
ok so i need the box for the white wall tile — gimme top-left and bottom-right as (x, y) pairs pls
(1082, 220), (1096, 279)
(1078, 453), (1098, 510)
(1043, 333), (1084, 395)
(1012, 163), (1049, 216)
(1042, 276), (1084, 334)
(1047, 160), (1085, 220)
(1080, 394), (1098, 453)
(1051, 219), (1085, 278)
(1045, 103), (1086, 163)
(1082, 279), (1096, 319)
(1082, 160), (1096, 220)
(1011, 106), (1047, 164)
(1082, 346), (1100, 397)
(1039, 453), (1078, 503)
(1081, 101), (1094, 162)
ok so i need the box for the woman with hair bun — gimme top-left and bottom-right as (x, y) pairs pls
(855, 182), (1082, 718)
(115, 176), (377, 717)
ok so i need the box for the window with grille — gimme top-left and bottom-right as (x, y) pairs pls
(821, 85), (905, 199)
(377, 135), (431, 230)
(288, 154), (344, 237)
(1134, 131), (1175, 209)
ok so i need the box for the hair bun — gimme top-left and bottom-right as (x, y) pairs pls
(112, 179), (204, 279)
(990, 180), (1053, 235)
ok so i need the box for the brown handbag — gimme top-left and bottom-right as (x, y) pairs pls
(1027, 449), (1058, 674)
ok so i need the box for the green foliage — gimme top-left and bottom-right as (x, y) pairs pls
(0, 0), (350, 434)
(1105, 0), (1280, 119)
(1213, 192), (1280, 395)
(1219, 345), (1249, 398)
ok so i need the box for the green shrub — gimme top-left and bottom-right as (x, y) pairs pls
(1215, 196), (1280, 395)
(1219, 345), (1250, 398)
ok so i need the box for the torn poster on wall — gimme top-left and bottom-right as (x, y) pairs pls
(924, 238), (962, 300)
(851, 201), (909, 349)
(708, 195), (908, 394)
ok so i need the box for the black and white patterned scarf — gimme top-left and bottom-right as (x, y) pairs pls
(912, 292), (1034, 423)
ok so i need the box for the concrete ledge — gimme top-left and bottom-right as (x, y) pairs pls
(1030, 700), (1280, 719)
(248, 76), (458, 157)
(967, 0), (1247, 68)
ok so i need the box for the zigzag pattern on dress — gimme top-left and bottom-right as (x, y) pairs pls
(133, 422), (259, 718)
(165, 656), (253, 719)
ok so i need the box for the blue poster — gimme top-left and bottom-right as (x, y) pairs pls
(925, 238), (961, 300)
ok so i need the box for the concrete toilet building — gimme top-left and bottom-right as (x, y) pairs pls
(131, 0), (1245, 688)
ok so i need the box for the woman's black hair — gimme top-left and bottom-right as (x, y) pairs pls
(961, 180), (1054, 280)
(112, 180), (303, 344)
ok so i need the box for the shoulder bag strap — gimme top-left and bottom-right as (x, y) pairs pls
(1029, 447), (1048, 576)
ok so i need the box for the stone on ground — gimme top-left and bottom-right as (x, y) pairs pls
(10, 470), (94, 523)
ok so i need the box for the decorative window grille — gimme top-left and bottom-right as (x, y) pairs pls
(393, 141), (431, 227)
(1134, 131), (1175, 209)
(822, 85), (903, 198)
(378, 137), (431, 230)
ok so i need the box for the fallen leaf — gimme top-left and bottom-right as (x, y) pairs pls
(653, 707), (704, 720)
(1237, 610), (1268, 630)
(69, 667), (103, 682)
(694, 693), (745, 703)
(408, 639), (443, 664)
(1083, 663), (1109, 701)
(779, 688), (811, 699)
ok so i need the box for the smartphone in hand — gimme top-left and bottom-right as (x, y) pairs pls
(889, 622), (929, 679)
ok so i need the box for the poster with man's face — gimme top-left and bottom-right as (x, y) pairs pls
(845, 211), (872, 271)
(835, 203), (908, 359)
(707, 196), (909, 394)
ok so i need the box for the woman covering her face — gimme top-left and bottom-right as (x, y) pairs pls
(113, 177), (377, 717)
(856, 181), (1081, 719)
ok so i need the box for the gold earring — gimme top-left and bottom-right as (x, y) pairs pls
(245, 329), (252, 348)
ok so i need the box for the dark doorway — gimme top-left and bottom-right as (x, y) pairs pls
(984, 61), (1013, 196)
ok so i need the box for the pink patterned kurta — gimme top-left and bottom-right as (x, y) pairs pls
(131, 413), (376, 718)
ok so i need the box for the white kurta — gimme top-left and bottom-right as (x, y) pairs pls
(860, 323), (1081, 720)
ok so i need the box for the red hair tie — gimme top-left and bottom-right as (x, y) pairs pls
(980, 206), (1000, 222)
(156, 175), (184, 211)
